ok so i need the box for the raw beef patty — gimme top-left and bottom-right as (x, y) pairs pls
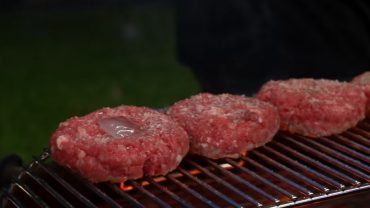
(352, 71), (370, 117)
(256, 78), (366, 138)
(166, 93), (280, 159)
(50, 106), (189, 183)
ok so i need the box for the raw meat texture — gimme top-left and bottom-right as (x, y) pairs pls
(50, 106), (189, 183)
(257, 78), (366, 138)
(167, 93), (280, 159)
(352, 71), (370, 117)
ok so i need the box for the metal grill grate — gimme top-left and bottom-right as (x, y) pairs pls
(2, 120), (370, 208)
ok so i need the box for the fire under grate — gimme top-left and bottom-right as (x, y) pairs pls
(1, 120), (370, 208)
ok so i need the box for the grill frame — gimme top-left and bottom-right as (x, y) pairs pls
(2, 120), (370, 208)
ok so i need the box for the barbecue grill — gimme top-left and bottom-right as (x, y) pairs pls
(1, 119), (370, 208)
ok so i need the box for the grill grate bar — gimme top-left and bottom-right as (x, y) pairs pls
(75, 179), (121, 208)
(14, 182), (49, 208)
(62, 169), (122, 208)
(24, 170), (74, 208)
(335, 133), (370, 154)
(34, 161), (97, 208)
(324, 136), (370, 164)
(223, 158), (297, 200)
(262, 145), (343, 189)
(282, 135), (360, 185)
(2, 190), (23, 208)
(129, 180), (171, 208)
(276, 184), (370, 208)
(347, 129), (370, 146)
(166, 174), (220, 208)
(145, 177), (193, 208)
(3, 123), (370, 208)
(241, 156), (314, 196)
(274, 140), (353, 188)
(177, 167), (247, 207)
(303, 138), (370, 179)
(187, 159), (274, 204)
(252, 150), (329, 192)
(106, 183), (145, 208)
(282, 135), (364, 184)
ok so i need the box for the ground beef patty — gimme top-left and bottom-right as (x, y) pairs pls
(352, 71), (370, 117)
(50, 106), (189, 183)
(166, 93), (280, 159)
(256, 78), (366, 138)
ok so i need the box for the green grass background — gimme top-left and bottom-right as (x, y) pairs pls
(0, 5), (200, 162)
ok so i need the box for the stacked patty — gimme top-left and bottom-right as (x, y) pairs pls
(256, 78), (366, 138)
(50, 106), (189, 183)
(167, 93), (280, 159)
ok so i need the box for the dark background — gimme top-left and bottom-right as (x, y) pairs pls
(0, 0), (200, 162)
(2, 0), (370, 163)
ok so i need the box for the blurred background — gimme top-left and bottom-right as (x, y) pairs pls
(1, 0), (370, 164)
(0, 0), (200, 162)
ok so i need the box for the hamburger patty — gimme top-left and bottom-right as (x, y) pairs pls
(50, 106), (189, 183)
(166, 93), (280, 159)
(352, 71), (370, 117)
(256, 78), (366, 138)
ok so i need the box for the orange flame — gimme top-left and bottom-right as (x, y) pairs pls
(120, 181), (133, 191)
(118, 170), (201, 191)
(238, 151), (248, 166)
(118, 152), (248, 192)
(189, 169), (201, 175)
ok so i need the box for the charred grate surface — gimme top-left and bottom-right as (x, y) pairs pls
(2, 120), (370, 208)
